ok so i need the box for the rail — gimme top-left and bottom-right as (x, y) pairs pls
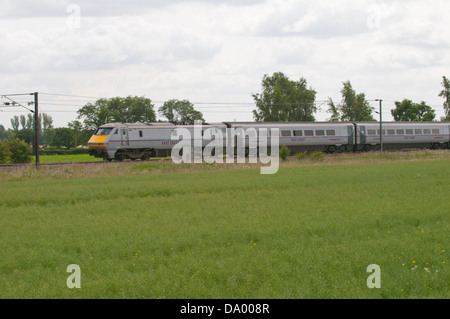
(0, 158), (172, 171)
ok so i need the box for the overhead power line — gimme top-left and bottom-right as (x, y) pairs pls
(3, 92), (447, 119)
(1, 95), (35, 113)
(39, 92), (104, 99)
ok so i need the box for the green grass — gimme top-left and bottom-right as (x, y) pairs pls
(0, 155), (449, 299)
(35, 154), (103, 163)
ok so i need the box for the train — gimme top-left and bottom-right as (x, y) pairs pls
(88, 121), (450, 161)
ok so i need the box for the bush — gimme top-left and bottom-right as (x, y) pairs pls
(294, 151), (308, 161)
(279, 145), (290, 161)
(7, 138), (33, 164)
(0, 141), (11, 164)
(310, 151), (324, 162)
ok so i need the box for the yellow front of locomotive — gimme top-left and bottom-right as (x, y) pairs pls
(88, 126), (115, 159)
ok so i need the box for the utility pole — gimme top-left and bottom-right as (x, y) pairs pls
(34, 92), (39, 168)
(375, 99), (383, 152)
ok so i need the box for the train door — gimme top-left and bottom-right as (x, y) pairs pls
(347, 125), (354, 145)
(359, 125), (367, 145)
(121, 128), (129, 146)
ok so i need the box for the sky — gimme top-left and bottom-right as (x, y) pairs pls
(0, 0), (449, 129)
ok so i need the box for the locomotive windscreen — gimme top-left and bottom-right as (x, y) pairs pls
(95, 128), (113, 135)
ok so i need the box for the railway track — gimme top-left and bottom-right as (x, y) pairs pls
(0, 158), (172, 171)
(0, 161), (106, 171)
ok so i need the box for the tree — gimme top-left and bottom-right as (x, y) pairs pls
(326, 98), (341, 122)
(77, 96), (156, 130)
(15, 113), (50, 131)
(19, 115), (27, 130)
(10, 116), (19, 131)
(40, 113), (55, 146)
(158, 99), (205, 125)
(439, 76), (450, 121)
(0, 125), (13, 141)
(0, 140), (11, 164)
(50, 128), (75, 149)
(67, 120), (84, 147)
(0, 125), (6, 140)
(18, 114), (36, 130)
(6, 138), (32, 164)
(391, 99), (436, 122)
(77, 98), (108, 130)
(14, 129), (34, 145)
(27, 114), (34, 129)
(327, 81), (375, 122)
(42, 113), (54, 129)
(252, 72), (317, 122)
(42, 128), (56, 146)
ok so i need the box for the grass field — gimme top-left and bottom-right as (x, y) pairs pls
(0, 151), (449, 299)
(35, 154), (103, 163)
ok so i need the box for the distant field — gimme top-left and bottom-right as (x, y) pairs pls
(0, 151), (449, 299)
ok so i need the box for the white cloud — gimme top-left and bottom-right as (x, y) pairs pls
(1, 0), (449, 128)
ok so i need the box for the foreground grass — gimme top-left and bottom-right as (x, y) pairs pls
(0, 151), (449, 299)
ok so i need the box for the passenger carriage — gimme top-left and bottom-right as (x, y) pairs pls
(354, 122), (450, 152)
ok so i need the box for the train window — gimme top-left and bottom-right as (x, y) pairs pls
(423, 129), (431, 135)
(377, 129), (386, 135)
(368, 129), (376, 135)
(326, 130), (336, 136)
(405, 129), (413, 134)
(387, 129), (395, 135)
(305, 130), (314, 136)
(316, 130), (325, 136)
(281, 130), (291, 137)
(122, 129), (127, 135)
(396, 129), (405, 135)
(293, 130), (303, 137)
(96, 128), (113, 136)
(139, 131), (143, 138)
(415, 129), (422, 134)
(432, 129), (440, 134)
(113, 129), (118, 134)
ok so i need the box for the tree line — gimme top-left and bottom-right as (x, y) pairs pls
(1, 73), (449, 164)
(74, 72), (450, 133)
(254, 72), (450, 123)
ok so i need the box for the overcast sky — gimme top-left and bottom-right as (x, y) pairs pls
(1, 0), (449, 129)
